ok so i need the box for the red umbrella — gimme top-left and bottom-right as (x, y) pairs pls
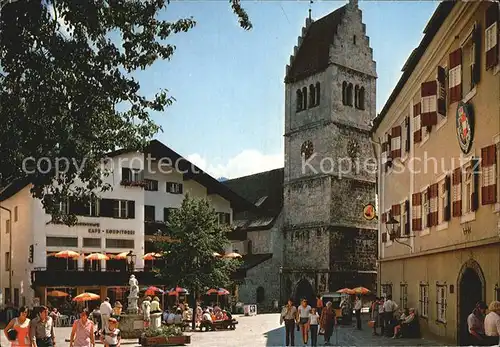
(145, 286), (164, 296)
(206, 288), (230, 296)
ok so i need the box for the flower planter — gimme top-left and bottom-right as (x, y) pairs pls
(141, 335), (191, 346)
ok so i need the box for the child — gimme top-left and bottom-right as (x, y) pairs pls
(309, 307), (320, 347)
(101, 317), (121, 347)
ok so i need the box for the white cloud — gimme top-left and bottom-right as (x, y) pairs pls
(187, 150), (283, 179)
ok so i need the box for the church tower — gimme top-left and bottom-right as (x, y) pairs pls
(282, 0), (378, 303)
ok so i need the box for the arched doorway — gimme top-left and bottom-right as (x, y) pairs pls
(457, 259), (485, 346)
(294, 279), (315, 307)
(256, 286), (265, 304)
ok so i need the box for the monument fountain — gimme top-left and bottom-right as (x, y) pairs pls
(119, 274), (145, 338)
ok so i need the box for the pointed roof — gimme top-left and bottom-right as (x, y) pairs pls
(285, 5), (347, 83)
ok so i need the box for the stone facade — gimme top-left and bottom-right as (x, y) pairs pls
(282, 0), (377, 303)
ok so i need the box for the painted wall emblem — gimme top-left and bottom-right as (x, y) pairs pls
(456, 101), (474, 154)
(363, 204), (376, 220)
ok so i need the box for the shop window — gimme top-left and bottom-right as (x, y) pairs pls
(105, 239), (135, 249)
(46, 236), (78, 247)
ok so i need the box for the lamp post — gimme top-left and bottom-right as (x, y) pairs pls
(126, 250), (136, 272)
(279, 266), (283, 307)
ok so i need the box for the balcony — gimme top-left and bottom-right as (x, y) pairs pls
(31, 268), (164, 287)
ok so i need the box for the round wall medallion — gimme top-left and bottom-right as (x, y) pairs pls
(456, 101), (474, 154)
(301, 140), (314, 159)
(363, 204), (376, 220)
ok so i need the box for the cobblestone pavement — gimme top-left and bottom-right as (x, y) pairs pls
(0, 314), (443, 346)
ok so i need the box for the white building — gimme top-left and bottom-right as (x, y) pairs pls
(0, 140), (254, 308)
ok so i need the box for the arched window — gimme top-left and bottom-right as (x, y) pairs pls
(353, 35), (357, 45)
(302, 87), (308, 110)
(347, 83), (353, 106)
(309, 84), (316, 107)
(358, 87), (365, 110)
(342, 81), (347, 105)
(354, 85), (359, 108)
(296, 89), (303, 111)
(256, 286), (265, 304)
(315, 82), (320, 106)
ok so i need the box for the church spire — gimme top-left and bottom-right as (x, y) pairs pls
(308, 0), (313, 20)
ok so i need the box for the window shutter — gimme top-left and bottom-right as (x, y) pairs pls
(391, 126), (402, 159)
(179, 183), (184, 194)
(385, 133), (393, 172)
(404, 200), (410, 235)
(166, 182), (172, 193)
(449, 49), (462, 103)
(452, 167), (463, 217)
(391, 204), (401, 217)
(405, 117), (410, 152)
(471, 158), (480, 212)
(100, 199), (114, 217)
(413, 102), (422, 143)
(382, 232), (387, 243)
(485, 2), (499, 70)
(421, 81), (438, 127)
(426, 186), (432, 227)
(437, 66), (447, 117)
(381, 212), (387, 223)
(473, 24), (482, 86)
(412, 192), (422, 231)
(444, 175), (451, 221)
(121, 167), (131, 181)
(127, 200), (135, 219)
(429, 183), (439, 226)
(481, 145), (497, 205)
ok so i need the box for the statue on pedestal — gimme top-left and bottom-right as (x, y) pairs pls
(127, 274), (139, 314)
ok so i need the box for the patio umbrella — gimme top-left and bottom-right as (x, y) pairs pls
(72, 293), (100, 302)
(85, 253), (109, 261)
(143, 252), (162, 260)
(336, 288), (355, 295)
(145, 286), (164, 296)
(55, 250), (80, 269)
(47, 290), (69, 297)
(113, 252), (129, 260)
(352, 287), (371, 295)
(223, 252), (242, 259)
(206, 288), (230, 296)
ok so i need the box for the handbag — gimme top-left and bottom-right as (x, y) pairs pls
(7, 328), (18, 341)
(319, 328), (325, 335)
(368, 320), (375, 328)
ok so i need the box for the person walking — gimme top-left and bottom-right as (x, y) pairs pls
(297, 299), (312, 345)
(354, 295), (362, 330)
(100, 317), (121, 347)
(378, 297), (385, 336)
(70, 309), (95, 347)
(320, 301), (336, 346)
(382, 295), (398, 337)
(316, 295), (323, 316)
(30, 306), (56, 347)
(4, 306), (30, 346)
(309, 307), (320, 346)
(99, 298), (112, 334)
(370, 297), (380, 336)
(280, 298), (297, 347)
(484, 301), (500, 346)
(467, 301), (488, 345)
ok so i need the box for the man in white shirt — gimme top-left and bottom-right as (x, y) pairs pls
(354, 296), (363, 330)
(382, 295), (398, 336)
(99, 297), (113, 333)
(485, 301), (500, 345)
(201, 308), (215, 331)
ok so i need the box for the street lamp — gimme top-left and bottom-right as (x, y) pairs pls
(126, 250), (136, 272)
(279, 266), (283, 307)
(385, 215), (414, 249)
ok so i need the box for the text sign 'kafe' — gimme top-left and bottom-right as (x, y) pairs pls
(88, 229), (135, 235)
(456, 101), (474, 154)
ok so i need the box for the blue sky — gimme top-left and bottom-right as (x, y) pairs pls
(135, 0), (439, 179)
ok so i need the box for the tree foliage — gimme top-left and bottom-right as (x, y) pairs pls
(156, 196), (240, 294)
(0, 0), (251, 223)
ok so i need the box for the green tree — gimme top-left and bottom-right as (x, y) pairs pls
(156, 195), (240, 296)
(0, 0), (251, 223)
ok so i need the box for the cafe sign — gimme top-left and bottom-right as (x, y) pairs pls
(88, 228), (135, 235)
(456, 101), (474, 154)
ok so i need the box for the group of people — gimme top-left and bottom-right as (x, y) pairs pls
(369, 295), (415, 338)
(3, 304), (121, 347)
(280, 298), (336, 346)
(163, 303), (192, 326)
(467, 300), (500, 345)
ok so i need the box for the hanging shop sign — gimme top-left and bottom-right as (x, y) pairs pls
(363, 204), (376, 221)
(456, 101), (474, 154)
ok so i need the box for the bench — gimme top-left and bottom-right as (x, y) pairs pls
(200, 319), (238, 331)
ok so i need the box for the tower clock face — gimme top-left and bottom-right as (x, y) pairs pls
(301, 140), (314, 159)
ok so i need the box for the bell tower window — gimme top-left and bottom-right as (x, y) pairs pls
(296, 89), (303, 111)
(302, 87), (308, 110)
(309, 84), (316, 107)
(347, 83), (353, 106)
(315, 82), (320, 106)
